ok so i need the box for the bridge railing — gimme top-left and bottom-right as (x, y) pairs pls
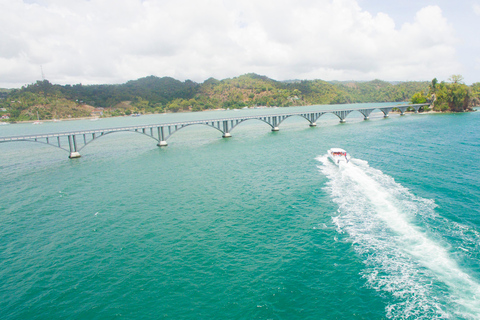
(0, 103), (430, 158)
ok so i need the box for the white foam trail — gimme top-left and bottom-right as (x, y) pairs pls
(317, 155), (480, 319)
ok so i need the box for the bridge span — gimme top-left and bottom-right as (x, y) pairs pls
(0, 104), (428, 158)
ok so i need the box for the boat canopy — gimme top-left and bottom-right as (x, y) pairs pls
(329, 148), (347, 156)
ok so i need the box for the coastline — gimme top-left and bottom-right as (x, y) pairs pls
(3, 104), (476, 125)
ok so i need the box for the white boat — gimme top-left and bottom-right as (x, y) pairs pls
(327, 148), (350, 164)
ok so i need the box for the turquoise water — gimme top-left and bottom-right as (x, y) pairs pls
(1, 104), (480, 319)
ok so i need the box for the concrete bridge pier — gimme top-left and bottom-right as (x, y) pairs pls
(270, 115), (280, 132)
(221, 121), (232, 138)
(397, 106), (408, 116)
(380, 107), (393, 118)
(68, 135), (81, 158)
(358, 109), (373, 121)
(156, 127), (169, 146)
(334, 110), (350, 124)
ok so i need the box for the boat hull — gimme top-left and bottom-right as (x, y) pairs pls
(327, 148), (350, 165)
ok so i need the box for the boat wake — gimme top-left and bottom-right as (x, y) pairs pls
(317, 155), (480, 319)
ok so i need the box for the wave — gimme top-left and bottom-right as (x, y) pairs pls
(317, 155), (480, 319)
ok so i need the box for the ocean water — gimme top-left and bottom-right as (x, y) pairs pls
(1, 104), (480, 319)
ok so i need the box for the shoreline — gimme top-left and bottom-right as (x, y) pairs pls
(2, 105), (476, 125)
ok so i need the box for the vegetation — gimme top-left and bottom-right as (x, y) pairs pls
(0, 73), (475, 122)
(411, 75), (478, 112)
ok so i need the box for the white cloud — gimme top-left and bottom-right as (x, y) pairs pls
(474, 3), (480, 16)
(0, 0), (461, 87)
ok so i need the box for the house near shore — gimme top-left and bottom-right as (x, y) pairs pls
(91, 107), (104, 117)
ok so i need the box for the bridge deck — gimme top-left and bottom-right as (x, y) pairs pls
(0, 103), (430, 158)
(0, 104), (428, 142)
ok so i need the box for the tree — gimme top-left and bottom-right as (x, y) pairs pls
(448, 74), (464, 84)
(429, 76), (472, 112)
(429, 78), (438, 94)
(447, 84), (470, 112)
(166, 101), (180, 112)
(411, 92), (427, 104)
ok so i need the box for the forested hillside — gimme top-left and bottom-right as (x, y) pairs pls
(411, 76), (479, 112)
(0, 73), (435, 121)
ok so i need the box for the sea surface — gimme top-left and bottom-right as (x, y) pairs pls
(1, 103), (480, 319)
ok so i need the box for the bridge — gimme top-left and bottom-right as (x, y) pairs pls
(0, 104), (428, 158)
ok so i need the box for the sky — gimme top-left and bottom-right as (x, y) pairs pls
(1, 0), (479, 88)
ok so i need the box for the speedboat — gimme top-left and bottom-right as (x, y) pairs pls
(327, 148), (350, 164)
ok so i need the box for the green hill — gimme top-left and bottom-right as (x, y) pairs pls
(0, 74), (432, 121)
